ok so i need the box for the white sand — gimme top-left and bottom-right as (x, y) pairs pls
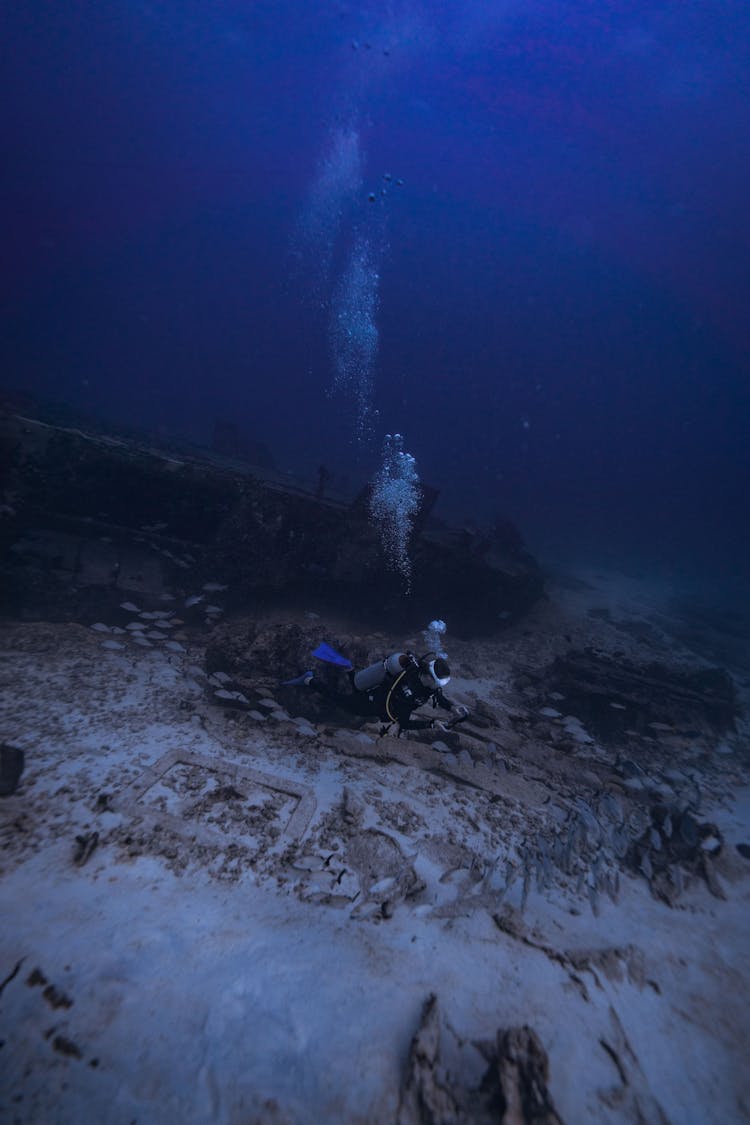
(1, 571), (748, 1122)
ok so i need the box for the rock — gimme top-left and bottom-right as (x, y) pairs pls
(293, 854), (327, 872)
(73, 831), (99, 867)
(213, 689), (250, 708)
(350, 900), (381, 921)
(397, 995), (460, 1125)
(494, 1026), (563, 1124)
(562, 717), (594, 744)
(0, 744), (25, 797)
(342, 787), (364, 825)
(701, 854), (726, 900)
(294, 721), (317, 738)
(208, 671), (232, 686)
(398, 995), (563, 1125)
(369, 876), (397, 896)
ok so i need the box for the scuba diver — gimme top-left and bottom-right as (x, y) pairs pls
(285, 645), (469, 737)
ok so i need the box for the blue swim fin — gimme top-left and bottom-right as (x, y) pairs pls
(312, 642), (353, 669)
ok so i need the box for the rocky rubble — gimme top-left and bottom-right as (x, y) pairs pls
(397, 994), (563, 1125)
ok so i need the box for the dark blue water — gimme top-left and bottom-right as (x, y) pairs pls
(3, 1), (749, 584)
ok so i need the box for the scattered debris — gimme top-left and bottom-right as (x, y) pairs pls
(73, 831), (99, 867)
(52, 1035), (83, 1059)
(398, 994), (563, 1124)
(627, 804), (725, 903)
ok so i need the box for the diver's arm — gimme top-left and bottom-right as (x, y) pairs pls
(435, 691), (469, 722)
(398, 714), (435, 731)
(434, 689), (454, 713)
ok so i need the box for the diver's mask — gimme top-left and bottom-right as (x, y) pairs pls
(419, 657), (451, 690)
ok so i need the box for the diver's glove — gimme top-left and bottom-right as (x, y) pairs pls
(444, 704), (469, 730)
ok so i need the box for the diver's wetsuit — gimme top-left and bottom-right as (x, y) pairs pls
(311, 660), (455, 734)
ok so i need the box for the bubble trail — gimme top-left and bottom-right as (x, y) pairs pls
(329, 238), (380, 440)
(369, 433), (421, 589)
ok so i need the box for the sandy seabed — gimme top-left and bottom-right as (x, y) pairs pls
(1, 568), (748, 1124)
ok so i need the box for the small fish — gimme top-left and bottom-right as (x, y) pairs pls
(119, 602), (141, 613)
(185, 595), (204, 608)
(202, 582), (228, 592)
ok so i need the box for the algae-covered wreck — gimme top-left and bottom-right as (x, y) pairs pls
(0, 408), (543, 633)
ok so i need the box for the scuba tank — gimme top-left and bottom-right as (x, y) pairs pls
(353, 661), (387, 691)
(353, 652), (409, 692)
